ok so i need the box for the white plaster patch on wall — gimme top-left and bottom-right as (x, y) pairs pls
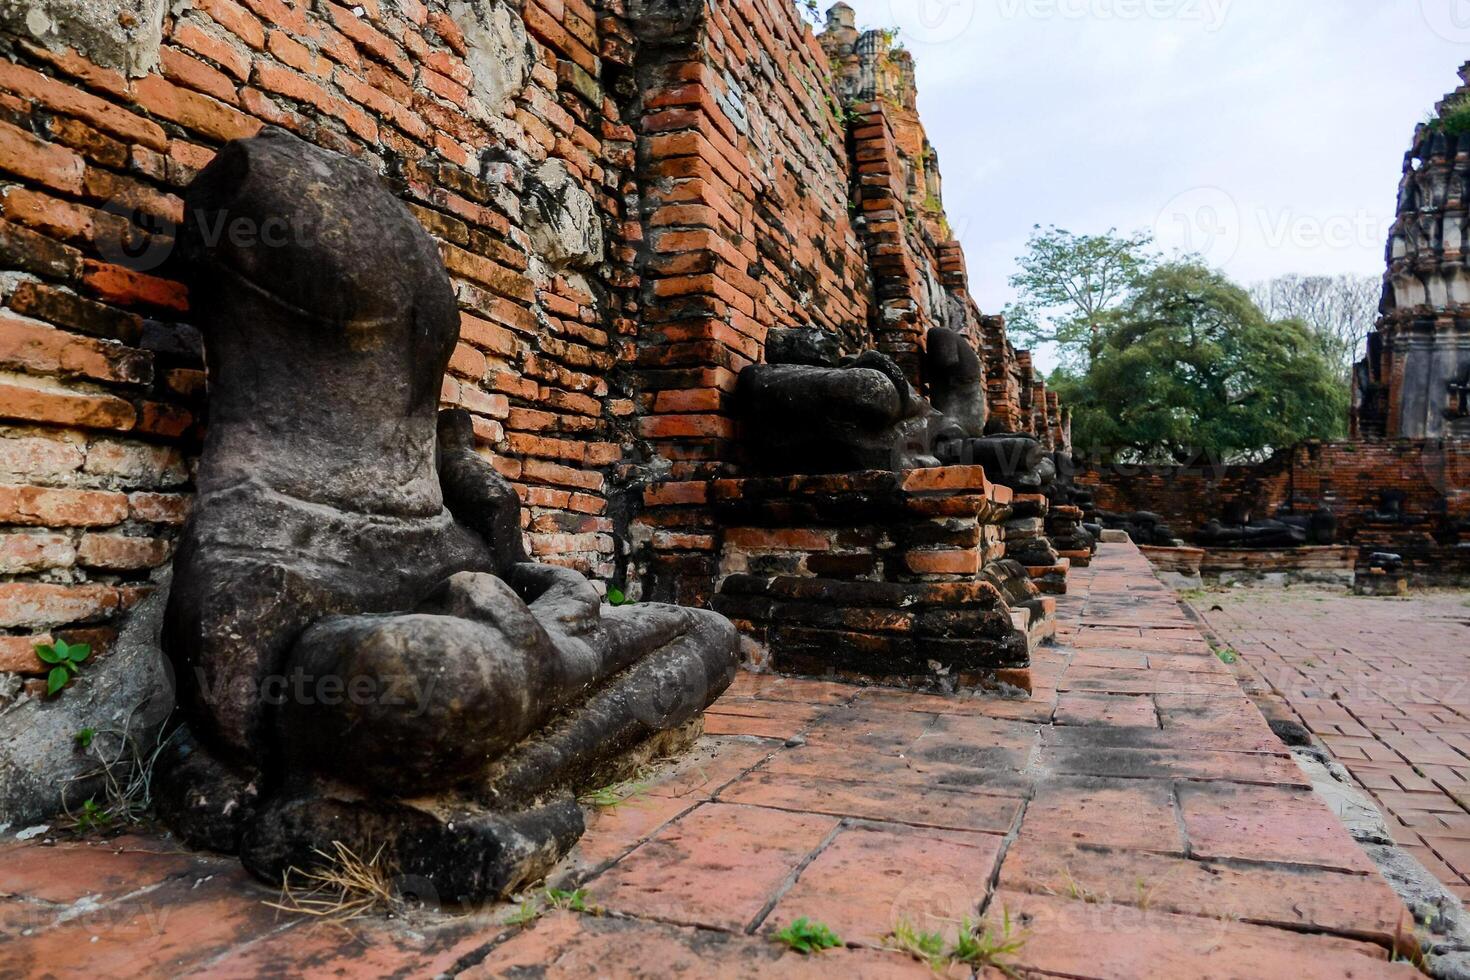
(0, 0), (168, 76)
(524, 158), (604, 271)
(447, 0), (536, 123)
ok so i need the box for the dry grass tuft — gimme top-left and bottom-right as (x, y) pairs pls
(265, 841), (399, 921)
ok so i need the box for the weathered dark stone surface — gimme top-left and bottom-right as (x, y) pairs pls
(156, 129), (739, 902)
(1097, 510), (1181, 547)
(925, 327), (986, 436)
(738, 327), (1055, 490)
(736, 340), (956, 474)
(1192, 502), (1330, 549)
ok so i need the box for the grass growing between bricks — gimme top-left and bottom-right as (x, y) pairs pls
(502, 887), (603, 928)
(771, 917), (842, 954)
(886, 914), (1026, 975)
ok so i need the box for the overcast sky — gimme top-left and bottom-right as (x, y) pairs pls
(831, 0), (1464, 370)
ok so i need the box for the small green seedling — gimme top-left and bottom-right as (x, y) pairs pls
(75, 798), (112, 833)
(505, 896), (542, 927)
(773, 917), (842, 955)
(578, 777), (649, 809)
(36, 638), (91, 696)
(606, 587), (635, 607)
(75, 727), (96, 750)
(545, 887), (592, 913)
(887, 919), (947, 968)
(1215, 648), (1238, 665)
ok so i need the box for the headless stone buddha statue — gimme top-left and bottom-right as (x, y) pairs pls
(736, 327), (956, 473)
(154, 129), (739, 903)
(923, 328), (1053, 490)
(1195, 501), (1307, 549)
(736, 326), (1055, 487)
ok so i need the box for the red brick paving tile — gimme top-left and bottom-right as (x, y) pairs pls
(1177, 784), (1380, 874)
(722, 673), (858, 705)
(642, 737), (777, 801)
(0, 836), (224, 905)
(0, 864), (287, 976)
(1054, 691), (1159, 728)
(557, 793), (699, 879)
(459, 910), (929, 978)
(1193, 587), (1470, 902)
(1155, 692), (1278, 737)
(1074, 628), (1211, 655)
(1348, 765), (1405, 792)
(1420, 836), (1470, 882)
(903, 714), (1038, 773)
(1041, 723), (1287, 757)
(1399, 811), (1470, 838)
(192, 914), (509, 978)
(802, 703), (938, 752)
(1017, 777), (1185, 854)
(1148, 652), (1233, 674)
(944, 694), (1055, 723)
(1321, 735), (1406, 764)
(717, 771), (1022, 835)
(851, 686), (1040, 718)
(1399, 840), (1469, 887)
(757, 741), (1034, 798)
(1380, 734), (1470, 766)
(1372, 789), (1467, 814)
(585, 802), (839, 932)
(1035, 744), (1308, 787)
(985, 889), (1413, 980)
(998, 839), (1412, 949)
(1060, 665), (1235, 695)
(768, 823), (1002, 948)
(704, 699), (827, 740)
(1070, 649), (1149, 669)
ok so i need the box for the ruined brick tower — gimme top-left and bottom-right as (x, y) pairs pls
(1356, 62), (1470, 440)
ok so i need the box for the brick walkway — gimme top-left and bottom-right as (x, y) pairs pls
(0, 543), (1419, 977)
(1193, 586), (1470, 908)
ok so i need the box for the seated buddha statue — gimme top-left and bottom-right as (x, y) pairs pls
(155, 129), (739, 903)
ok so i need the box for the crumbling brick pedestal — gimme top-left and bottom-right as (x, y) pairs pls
(632, 466), (1052, 692)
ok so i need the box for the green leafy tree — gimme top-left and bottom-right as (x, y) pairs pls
(1003, 225), (1155, 370)
(1055, 261), (1348, 464)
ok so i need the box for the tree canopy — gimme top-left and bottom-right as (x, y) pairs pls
(1051, 261), (1348, 464)
(1002, 225), (1155, 370)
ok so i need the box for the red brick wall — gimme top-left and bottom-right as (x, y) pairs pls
(0, 0), (637, 668)
(1082, 440), (1470, 558)
(0, 1), (1054, 669)
(627, 0), (872, 472)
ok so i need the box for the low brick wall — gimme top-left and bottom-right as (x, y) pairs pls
(1083, 440), (1470, 584)
(631, 465), (1048, 689)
